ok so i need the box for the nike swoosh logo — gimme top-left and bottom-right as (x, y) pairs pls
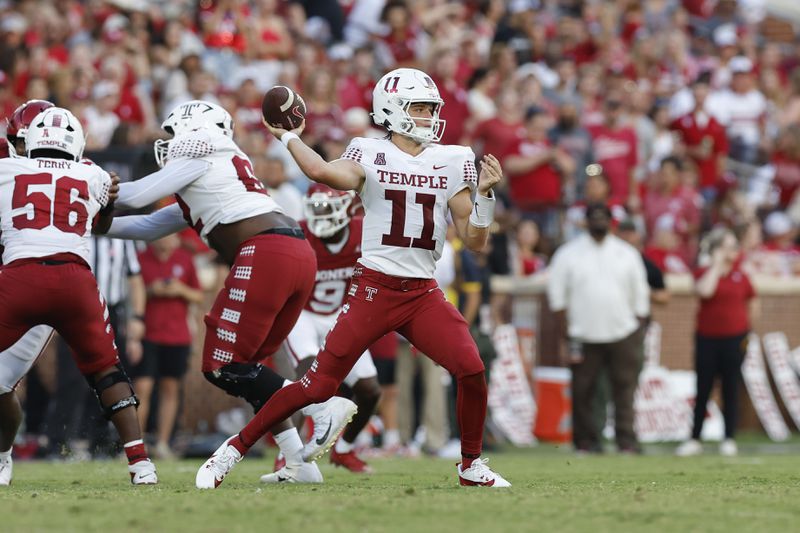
(433, 165), (447, 170)
(277, 475), (289, 482)
(315, 420), (333, 445)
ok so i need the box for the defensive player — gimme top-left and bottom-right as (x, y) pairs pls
(0, 107), (157, 484)
(198, 68), (510, 488)
(103, 100), (356, 486)
(279, 184), (381, 474)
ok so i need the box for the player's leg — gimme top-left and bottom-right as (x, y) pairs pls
(49, 264), (156, 484)
(154, 344), (190, 458)
(131, 340), (158, 434)
(331, 352), (381, 473)
(397, 289), (510, 487)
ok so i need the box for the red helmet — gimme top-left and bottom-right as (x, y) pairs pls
(304, 183), (355, 238)
(7, 99), (55, 143)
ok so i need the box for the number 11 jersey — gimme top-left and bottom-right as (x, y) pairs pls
(340, 137), (477, 279)
(0, 157), (111, 264)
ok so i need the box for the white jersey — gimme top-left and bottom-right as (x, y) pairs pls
(0, 157), (110, 264)
(340, 137), (477, 278)
(162, 130), (283, 240)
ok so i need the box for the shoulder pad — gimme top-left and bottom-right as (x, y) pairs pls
(168, 130), (217, 161)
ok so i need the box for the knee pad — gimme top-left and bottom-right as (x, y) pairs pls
(87, 364), (139, 420)
(204, 363), (286, 413)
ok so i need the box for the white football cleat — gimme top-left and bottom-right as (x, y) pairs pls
(260, 461), (323, 484)
(675, 439), (703, 457)
(129, 459), (158, 485)
(0, 455), (12, 486)
(301, 397), (358, 462)
(457, 458), (511, 488)
(196, 435), (242, 489)
(719, 439), (738, 457)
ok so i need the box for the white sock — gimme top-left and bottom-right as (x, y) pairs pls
(383, 429), (400, 448)
(274, 428), (304, 468)
(334, 438), (354, 454)
(0, 448), (11, 460)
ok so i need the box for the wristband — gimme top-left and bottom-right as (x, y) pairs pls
(469, 191), (496, 228)
(281, 131), (299, 148)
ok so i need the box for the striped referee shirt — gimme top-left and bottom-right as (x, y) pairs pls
(87, 237), (141, 307)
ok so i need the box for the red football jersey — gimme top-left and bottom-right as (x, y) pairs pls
(302, 216), (363, 315)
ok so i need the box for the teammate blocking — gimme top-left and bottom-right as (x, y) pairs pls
(198, 68), (511, 488)
(0, 106), (156, 485)
(103, 100), (356, 486)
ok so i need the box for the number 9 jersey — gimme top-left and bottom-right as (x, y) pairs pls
(0, 157), (111, 264)
(339, 137), (477, 279)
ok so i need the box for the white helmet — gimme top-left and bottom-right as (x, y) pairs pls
(154, 100), (233, 167)
(304, 183), (355, 238)
(25, 107), (85, 161)
(371, 68), (445, 144)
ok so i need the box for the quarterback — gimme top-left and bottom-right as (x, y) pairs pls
(198, 68), (510, 488)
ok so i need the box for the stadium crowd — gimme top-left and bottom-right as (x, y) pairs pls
(1, 0), (800, 458)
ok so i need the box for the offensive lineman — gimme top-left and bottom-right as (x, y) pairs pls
(0, 107), (156, 484)
(104, 100), (356, 486)
(198, 68), (510, 488)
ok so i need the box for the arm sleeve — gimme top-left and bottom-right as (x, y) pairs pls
(106, 203), (188, 242)
(337, 138), (364, 166)
(116, 158), (210, 209)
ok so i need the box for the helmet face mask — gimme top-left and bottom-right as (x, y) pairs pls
(372, 68), (446, 144)
(25, 107), (85, 161)
(154, 100), (234, 167)
(304, 184), (354, 238)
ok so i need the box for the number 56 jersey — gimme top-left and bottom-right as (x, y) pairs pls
(0, 157), (111, 265)
(340, 137), (477, 279)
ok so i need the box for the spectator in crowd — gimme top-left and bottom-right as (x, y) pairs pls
(337, 44), (377, 112)
(470, 86), (525, 161)
(671, 72), (729, 202)
(549, 96), (594, 204)
(466, 67), (498, 123)
(760, 211), (800, 276)
(505, 106), (575, 242)
(255, 154), (303, 220)
(132, 234), (203, 459)
(587, 93), (639, 206)
(706, 56), (767, 165)
(302, 68), (342, 146)
(769, 125), (800, 210)
(643, 156), (702, 265)
(563, 165), (627, 241)
(643, 216), (692, 274)
(676, 228), (759, 457)
(83, 81), (121, 151)
(548, 203), (649, 454)
(510, 219), (547, 276)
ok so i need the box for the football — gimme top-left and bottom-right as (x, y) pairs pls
(262, 85), (306, 130)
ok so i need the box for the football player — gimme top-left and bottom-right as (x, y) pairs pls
(0, 107), (156, 485)
(275, 184), (381, 475)
(104, 100), (357, 487)
(200, 68), (510, 488)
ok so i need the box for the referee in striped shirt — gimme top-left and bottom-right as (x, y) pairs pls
(45, 236), (146, 458)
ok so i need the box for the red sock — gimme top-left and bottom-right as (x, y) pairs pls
(238, 381), (311, 448)
(230, 434), (250, 456)
(124, 440), (148, 465)
(457, 372), (487, 464)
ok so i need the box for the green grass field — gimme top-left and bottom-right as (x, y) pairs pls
(2, 442), (800, 533)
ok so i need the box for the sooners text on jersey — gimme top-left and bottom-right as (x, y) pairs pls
(340, 137), (477, 279)
(302, 216), (363, 315)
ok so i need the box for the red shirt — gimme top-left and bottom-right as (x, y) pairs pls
(644, 246), (690, 274)
(694, 266), (755, 337)
(337, 75), (373, 111)
(587, 124), (638, 201)
(771, 151), (800, 208)
(506, 138), (562, 207)
(670, 113), (728, 188)
(471, 117), (525, 160)
(139, 247), (200, 345)
(434, 78), (469, 145)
